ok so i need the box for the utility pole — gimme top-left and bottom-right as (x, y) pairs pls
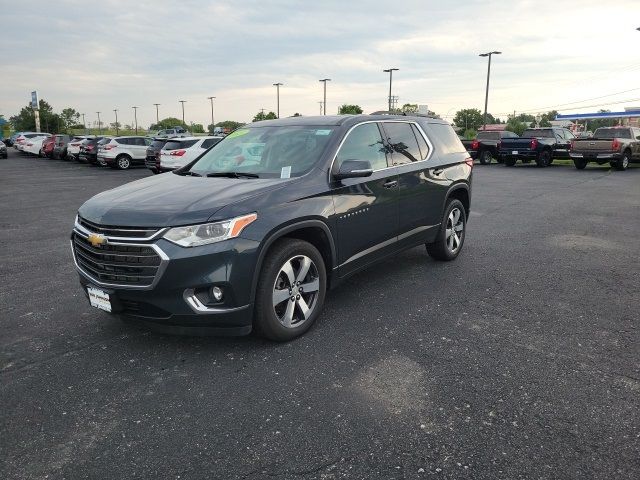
(383, 68), (399, 112)
(318, 101), (323, 115)
(82, 113), (86, 134)
(319, 78), (331, 115)
(132, 106), (139, 135)
(179, 100), (186, 125)
(113, 109), (119, 135)
(273, 83), (283, 118)
(153, 103), (160, 125)
(207, 96), (216, 130)
(96, 112), (101, 134)
(479, 51), (502, 131)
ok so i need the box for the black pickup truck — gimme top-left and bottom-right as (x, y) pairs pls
(462, 130), (519, 165)
(499, 127), (575, 167)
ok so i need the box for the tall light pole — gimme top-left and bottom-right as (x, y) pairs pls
(82, 113), (86, 134)
(179, 100), (186, 125)
(383, 68), (399, 112)
(479, 51), (501, 131)
(132, 106), (139, 135)
(273, 83), (283, 118)
(153, 103), (160, 125)
(318, 101), (323, 115)
(319, 78), (331, 115)
(207, 96), (216, 129)
(96, 112), (101, 134)
(113, 109), (119, 136)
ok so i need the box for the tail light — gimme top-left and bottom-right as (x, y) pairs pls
(471, 140), (479, 150)
(103, 144), (116, 150)
(170, 150), (186, 156)
(464, 157), (474, 168)
(611, 138), (621, 151)
(86, 145), (94, 151)
(570, 140), (575, 150)
(530, 138), (538, 150)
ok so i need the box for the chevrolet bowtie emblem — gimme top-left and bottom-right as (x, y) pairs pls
(88, 233), (107, 247)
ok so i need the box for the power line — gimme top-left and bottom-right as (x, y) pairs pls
(493, 97), (640, 117)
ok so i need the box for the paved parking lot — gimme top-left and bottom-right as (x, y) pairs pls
(1, 149), (639, 479)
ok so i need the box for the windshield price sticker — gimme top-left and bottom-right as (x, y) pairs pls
(315, 129), (331, 136)
(280, 166), (291, 179)
(227, 129), (250, 139)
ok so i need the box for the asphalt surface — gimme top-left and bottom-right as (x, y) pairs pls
(1, 149), (639, 480)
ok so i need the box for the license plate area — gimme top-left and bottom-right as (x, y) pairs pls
(87, 286), (112, 312)
(512, 150), (519, 155)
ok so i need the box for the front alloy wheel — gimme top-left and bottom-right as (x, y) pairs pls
(117, 156), (131, 169)
(255, 239), (326, 341)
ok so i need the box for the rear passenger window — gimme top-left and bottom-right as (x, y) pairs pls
(411, 124), (430, 160)
(202, 138), (222, 149)
(381, 122), (421, 165)
(133, 138), (146, 146)
(429, 124), (467, 154)
(335, 123), (388, 171)
(116, 138), (129, 145)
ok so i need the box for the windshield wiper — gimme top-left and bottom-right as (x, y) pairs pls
(175, 171), (202, 177)
(206, 172), (259, 178)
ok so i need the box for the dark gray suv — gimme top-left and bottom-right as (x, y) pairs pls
(71, 115), (473, 341)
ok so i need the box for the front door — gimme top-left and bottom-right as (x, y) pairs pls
(331, 122), (398, 277)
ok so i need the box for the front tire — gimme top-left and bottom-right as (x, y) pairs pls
(116, 155), (131, 170)
(426, 199), (466, 261)
(254, 239), (326, 341)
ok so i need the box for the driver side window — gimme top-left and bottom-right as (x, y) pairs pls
(335, 123), (388, 171)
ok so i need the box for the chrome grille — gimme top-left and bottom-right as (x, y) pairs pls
(78, 216), (160, 239)
(72, 232), (163, 287)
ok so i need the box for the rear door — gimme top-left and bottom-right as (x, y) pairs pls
(132, 137), (147, 159)
(331, 122), (399, 277)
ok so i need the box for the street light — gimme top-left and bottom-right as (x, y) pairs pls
(96, 111), (101, 134)
(272, 83), (283, 118)
(179, 100), (186, 125)
(113, 109), (119, 135)
(132, 106), (139, 135)
(82, 113), (86, 134)
(153, 103), (160, 124)
(383, 68), (399, 112)
(207, 96), (216, 130)
(319, 78), (331, 115)
(479, 51), (502, 131)
(318, 101), (323, 115)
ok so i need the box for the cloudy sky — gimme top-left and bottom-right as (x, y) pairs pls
(2, 0), (640, 128)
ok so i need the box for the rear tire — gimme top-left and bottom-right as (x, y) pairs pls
(536, 150), (551, 168)
(573, 159), (588, 170)
(479, 150), (493, 165)
(116, 155), (131, 170)
(426, 199), (466, 261)
(613, 151), (630, 171)
(254, 239), (326, 341)
(504, 157), (516, 167)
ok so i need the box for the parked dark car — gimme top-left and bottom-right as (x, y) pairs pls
(78, 137), (110, 165)
(462, 130), (519, 164)
(570, 126), (640, 170)
(71, 115), (473, 340)
(0, 140), (7, 159)
(51, 134), (71, 159)
(145, 138), (169, 173)
(500, 127), (575, 167)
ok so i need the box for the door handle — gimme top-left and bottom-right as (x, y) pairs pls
(383, 180), (398, 189)
(432, 168), (444, 176)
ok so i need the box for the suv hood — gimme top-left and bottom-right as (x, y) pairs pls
(78, 173), (290, 227)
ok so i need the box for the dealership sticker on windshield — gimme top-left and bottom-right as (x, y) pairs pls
(315, 129), (332, 135)
(280, 166), (291, 178)
(227, 129), (249, 139)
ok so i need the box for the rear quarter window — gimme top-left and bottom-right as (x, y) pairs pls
(201, 138), (222, 149)
(427, 123), (466, 154)
(164, 140), (198, 150)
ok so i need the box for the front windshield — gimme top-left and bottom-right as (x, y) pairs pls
(189, 126), (335, 178)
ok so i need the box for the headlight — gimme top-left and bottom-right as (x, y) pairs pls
(163, 213), (257, 247)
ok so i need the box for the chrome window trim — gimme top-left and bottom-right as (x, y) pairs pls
(75, 216), (168, 242)
(71, 229), (170, 290)
(328, 120), (435, 182)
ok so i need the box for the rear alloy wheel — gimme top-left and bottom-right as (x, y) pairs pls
(536, 150), (551, 168)
(426, 199), (466, 261)
(479, 150), (493, 165)
(254, 239), (326, 341)
(116, 155), (131, 170)
(613, 151), (630, 171)
(573, 159), (588, 170)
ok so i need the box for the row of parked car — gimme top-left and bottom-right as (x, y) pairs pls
(462, 126), (640, 170)
(4, 131), (224, 173)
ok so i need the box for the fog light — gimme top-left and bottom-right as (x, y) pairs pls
(211, 286), (223, 301)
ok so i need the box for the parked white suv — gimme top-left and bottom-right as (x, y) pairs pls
(156, 127), (190, 139)
(97, 136), (151, 169)
(158, 136), (223, 172)
(14, 132), (51, 151)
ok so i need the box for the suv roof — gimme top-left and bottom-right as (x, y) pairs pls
(250, 114), (449, 128)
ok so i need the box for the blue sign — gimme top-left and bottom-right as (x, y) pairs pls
(31, 91), (38, 108)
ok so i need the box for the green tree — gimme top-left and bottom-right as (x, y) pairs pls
(150, 117), (185, 130)
(10, 99), (63, 134)
(190, 123), (205, 133)
(292, 113), (302, 117)
(60, 108), (80, 132)
(453, 109), (483, 131)
(505, 118), (527, 136)
(401, 104), (418, 114)
(584, 110), (618, 130)
(338, 104), (363, 114)
(208, 120), (245, 133)
(252, 111), (277, 122)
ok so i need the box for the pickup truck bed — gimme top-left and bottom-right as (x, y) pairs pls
(570, 127), (640, 171)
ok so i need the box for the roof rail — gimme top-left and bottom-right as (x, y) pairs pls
(369, 110), (439, 119)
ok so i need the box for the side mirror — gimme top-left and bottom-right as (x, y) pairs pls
(334, 160), (373, 180)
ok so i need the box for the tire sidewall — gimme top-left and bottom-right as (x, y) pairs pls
(254, 239), (327, 341)
(479, 150), (492, 165)
(117, 155), (131, 169)
(428, 199), (466, 261)
(536, 150), (550, 167)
